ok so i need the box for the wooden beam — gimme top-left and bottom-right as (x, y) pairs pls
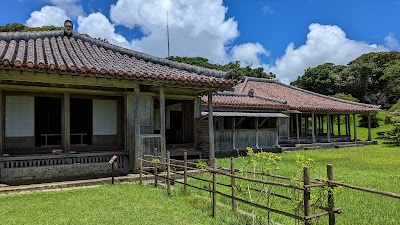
(367, 114), (372, 141)
(0, 89), (3, 156)
(62, 93), (70, 153)
(296, 113), (300, 143)
(337, 115), (341, 136)
(327, 113), (331, 142)
(125, 94), (135, 171)
(311, 111), (316, 143)
(208, 90), (215, 161)
(0, 70), (139, 89)
(159, 86), (166, 159)
(353, 114), (357, 142)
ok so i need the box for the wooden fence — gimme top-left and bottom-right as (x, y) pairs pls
(138, 152), (400, 225)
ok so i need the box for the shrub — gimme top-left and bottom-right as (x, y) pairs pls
(385, 111), (400, 145)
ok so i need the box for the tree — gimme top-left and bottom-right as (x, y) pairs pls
(166, 56), (275, 80)
(330, 93), (359, 102)
(0, 23), (63, 32)
(291, 63), (344, 95)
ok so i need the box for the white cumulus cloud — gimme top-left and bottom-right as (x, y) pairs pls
(110, 0), (239, 63)
(77, 12), (130, 49)
(47, 0), (85, 18)
(265, 23), (388, 83)
(231, 42), (269, 67)
(385, 33), (400, 50)
(25, 6), (70, 27)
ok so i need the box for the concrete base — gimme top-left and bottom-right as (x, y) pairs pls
(215, 147), (282, 158)
(1, 163), (118, 184)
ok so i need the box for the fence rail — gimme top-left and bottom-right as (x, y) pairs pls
(139, 152), (400, 225)
(139, 152), (342, 225)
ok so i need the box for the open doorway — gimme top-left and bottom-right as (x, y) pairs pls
(70, 98), (92, 145)
(164, 100), (194, 145)
(35, 97), (62, 147)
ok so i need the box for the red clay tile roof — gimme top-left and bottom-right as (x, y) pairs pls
(0, 31), (234, 88)
(202, 92), (288, 110)
(234, 77), (380, 113)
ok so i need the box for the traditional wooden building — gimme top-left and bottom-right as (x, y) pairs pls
(0, 22), (234, 183)
(200, 77), (380, 156)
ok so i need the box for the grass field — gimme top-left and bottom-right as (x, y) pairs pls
(0, 111), (398, 224)
(181, 110), (400, 224)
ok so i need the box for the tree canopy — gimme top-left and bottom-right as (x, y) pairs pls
(0, 23), (63, 32)
(291, 52), (400, 106)
(166, 56), (275, 80)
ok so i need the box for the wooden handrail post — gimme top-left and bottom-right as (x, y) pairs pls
(167, 151), (171, 195)
(303, 166), (311, 225)
(183, 150), (188, 194)
(139, 150), (143, 185)
(154, 159), (158, 187)
(212, 158), (217, 218)
(230, 157), (237, 212)
(327, 164), (335, 225)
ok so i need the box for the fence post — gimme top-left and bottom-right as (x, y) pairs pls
(327, 164), (335, 225)
(303, 166), (311, 225)
(154, 159), (158, 187)
(184, 150), (188, 194)
(139, 151), (143, 185)
(212, 158), (217, 218)
(230, 157), (237, 212)
(167, 151), (171, 195)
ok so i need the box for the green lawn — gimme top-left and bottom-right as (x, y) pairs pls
(0, 183), (253, 225)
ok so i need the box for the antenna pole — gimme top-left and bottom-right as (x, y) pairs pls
(167, 9), (170, 57)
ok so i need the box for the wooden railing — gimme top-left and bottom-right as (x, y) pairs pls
(140, 134), (162, 156)
(214, 128), (277, 151)
(41, 133), (88, 146)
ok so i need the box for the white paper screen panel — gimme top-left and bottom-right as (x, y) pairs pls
(93, 99), (117, 135)
(5, 96), (35, 137)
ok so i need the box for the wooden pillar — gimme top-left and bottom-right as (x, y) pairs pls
(301, 114), (304, 138)
(159, 86), (166, 159)
(321, 115), (324, 134)
(367, 114), (372, 141)
(287, 115), (291, 141)
(327, 113), (331, 142)
(305, 115), (308, 135)
(317, 115), (321, 135)
(290, 114), (294, 136)
(345, 115), (349, 136)
(255, 117), (259, 148)
(208, 90), (215, 161)
(337, 115), (341, 136)
(348, 114), (352, 140)
(62, 93), (70, 153)
(0, 90), (3, 156)
(232, 118), (236, 150)
(311, 112), (316, 143)
(134, 89), (141, 171)
(125, 93), (136, 171)
(353, 114), (357, 142)
(330, 115), (335, 136)
(296, 113), (300, 143)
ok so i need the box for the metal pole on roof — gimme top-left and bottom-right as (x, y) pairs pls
(167, 9), (170, 57)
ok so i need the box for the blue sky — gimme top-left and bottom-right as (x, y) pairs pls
(1, 0), (399, 82)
